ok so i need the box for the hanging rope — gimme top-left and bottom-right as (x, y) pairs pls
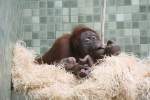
(100, 0), (107, 46)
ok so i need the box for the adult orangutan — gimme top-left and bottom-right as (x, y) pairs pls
(36, 25), (121, 78)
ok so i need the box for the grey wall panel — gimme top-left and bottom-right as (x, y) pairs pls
(0, 0), (23, 99)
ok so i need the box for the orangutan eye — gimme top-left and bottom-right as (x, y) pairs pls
(90, 36), (96, 40)
(85, 38), (90, 41)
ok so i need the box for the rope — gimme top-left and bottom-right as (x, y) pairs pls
(100, 0), (107, 46)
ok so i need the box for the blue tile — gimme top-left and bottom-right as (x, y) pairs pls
(32, 16), (40, 23)
(55, 16), (62, 23)
(23, 2), (32, 9)
(71, 8), (78, 16)
(86, 15), (93, 22)
(23, 9), (32, 16)
(32, 32), (40, 39)
(39, 31), (47, 39)
(148, 6), (150, 12)
(124, 22), (132, 29)
(140, 37), (148, 44)
(32, 9), (39, 16)
(23, 32), (32, 40)
(47, 32), (55, 39)
(24, 25), (32, 32)
(116, 0), (124, 6)
(116, 14), (124, 21)
(55, 1), (62, 8)
(32, 24), (40, 32)
(139, 21), (148, 29)
(78, 16), (86, 23)
(124, 0), (131, 5)
(55, 24), (63, 31)
(55, 8), (62, 16)
(40, 17), (47, 24)
(40, 47), (48, 54)
(40, 39), (49, 46)
(39, 1), (47, 8)
(63, 24), (72, 30)
(63, 0), (77, 7)
(40, 24), (47, 31)
(93, 15), (100, 22)
(93, 7), (101, 14)
(140, 5), (147, 12)
(108, 14), (116, 21)
(23, 17), (32, 24)
(132, 22), (139, 28)
(40, 9), (47, 16)
(132, 13), (140, 21)
(140, 30), (148, 36)
(131, 0), (139, 5)
(47, 8), (55, 16)
(93, 0), (100, 6)
(32, 39), (40, 46)
(47, 24), (55, 32)
(62, 8), (69, 15)
(125, 45), (133, 52)
(117, 22), (124, 29)
(139, 0), (148, 5)
(71, 16), (78, 22)
(47, 1), (54, 8)
(107, 0), (116, 6)
(63, 16), (69, 23)
(132, 45), (140, 52)
(141, 14), (147, 21)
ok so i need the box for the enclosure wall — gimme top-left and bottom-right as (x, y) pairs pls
(0, 0), (23, 99)
(105, 0), (150, 57)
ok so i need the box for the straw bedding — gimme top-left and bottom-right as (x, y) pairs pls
(12, 42), (150, 100)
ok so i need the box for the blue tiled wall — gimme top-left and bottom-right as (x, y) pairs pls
(105, 0), (150, 57)
(22, 0), (101, 55)
(22, 0), (150, 57)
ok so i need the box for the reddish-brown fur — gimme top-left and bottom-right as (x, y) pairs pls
(35, 25), (121, 78)
(36, 25), (97, 65)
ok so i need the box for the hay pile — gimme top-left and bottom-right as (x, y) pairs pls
(12, 42), (150, 100)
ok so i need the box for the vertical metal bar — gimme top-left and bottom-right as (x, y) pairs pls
(100, 0), (107, 46)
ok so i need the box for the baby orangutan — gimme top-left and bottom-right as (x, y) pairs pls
(61, 40), (121, 78)
(61, 55), (93, 78)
